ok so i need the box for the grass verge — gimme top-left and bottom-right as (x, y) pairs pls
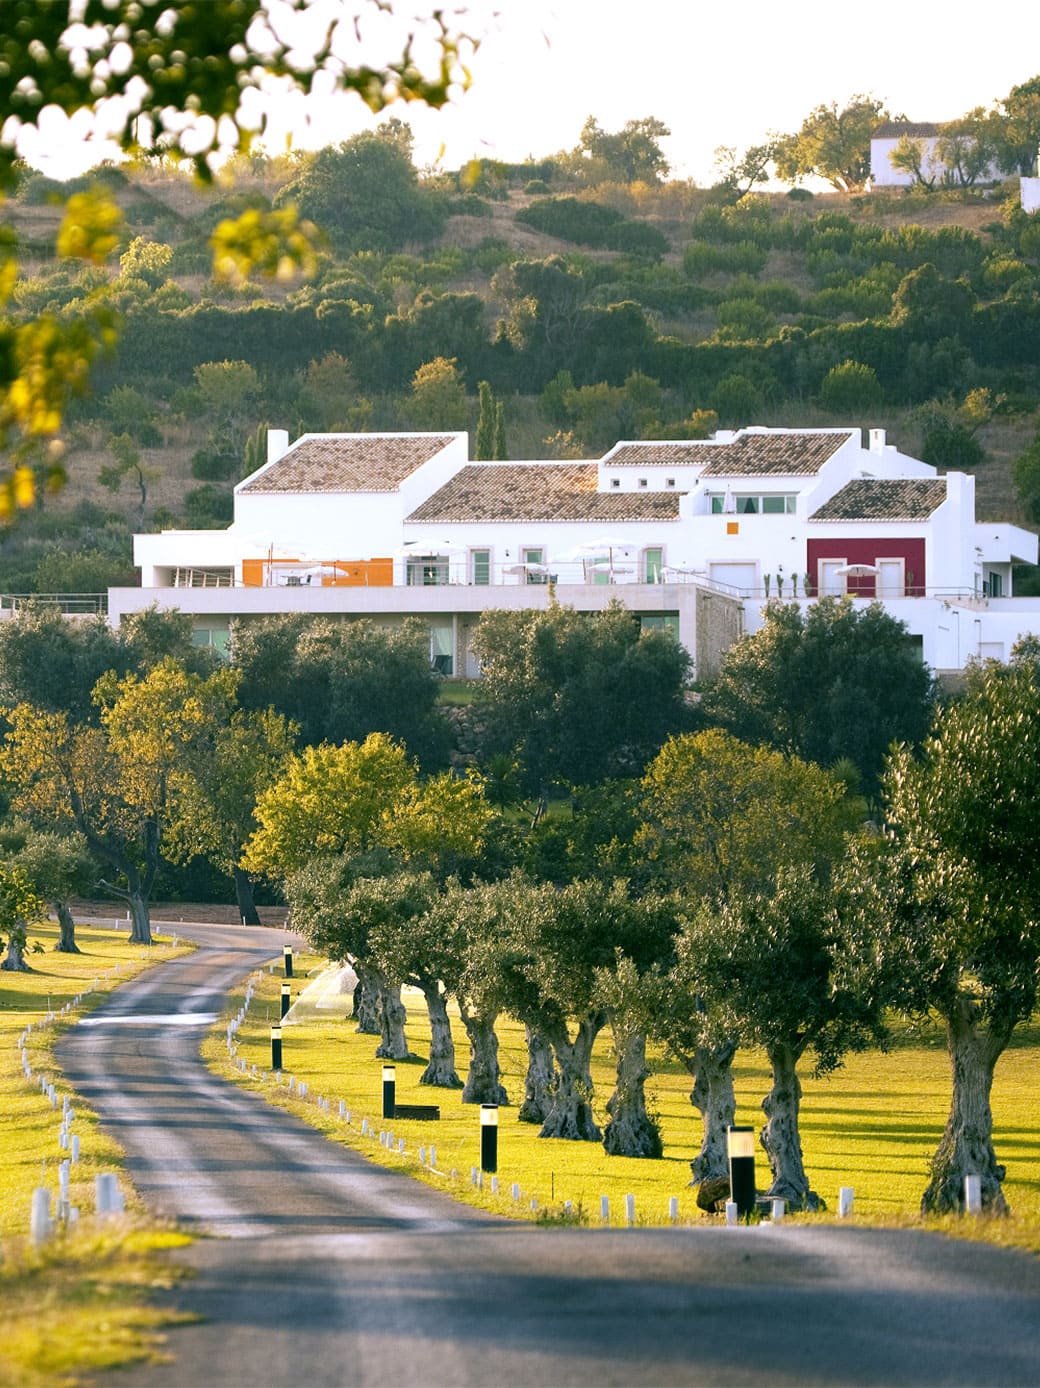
(0, 918), (196, 1387)
(205, 952), (1040, 1253)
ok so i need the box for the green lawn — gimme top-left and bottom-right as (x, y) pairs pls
(0, 920), (195, 1388)
(206, 953), (1040, 1251)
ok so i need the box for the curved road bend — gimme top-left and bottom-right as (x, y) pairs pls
(60, 922), (1040, 1388)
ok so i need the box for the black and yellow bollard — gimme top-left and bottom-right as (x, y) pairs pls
(271, 1025), (283, 1072)
(280, 982), (291, 1018)
(480, 1104), (498, 1174)
(727, 1125), (756, 1219)
(283, 946), (293, 978)
(382, 1064), (396, 1119)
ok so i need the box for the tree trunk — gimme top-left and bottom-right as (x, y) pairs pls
(685, 1038), (738, 1184)
(233, 867), (262, 926)
(374, 975), (411, 1060)
(418, 983), (462, 1088)
(518, 1023), (555, 1123)
(460, 1007), (508, 1104)
(603, 1026), (661, 1158)
(128, 889), (152, 946)
(761, 1041), (821, 1211)
(352, 961), (382, 1035)
(1, 932), (30, 972)
(54, 900), (81, 954)
(921, 994), (1010, 1215)
(540, 1012), (605, 1142)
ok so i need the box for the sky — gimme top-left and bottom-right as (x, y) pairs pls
(17, 0), (1040, 184)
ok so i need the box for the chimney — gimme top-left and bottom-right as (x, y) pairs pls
(267, 429), (290, 465)
(869, 428), (886, 453)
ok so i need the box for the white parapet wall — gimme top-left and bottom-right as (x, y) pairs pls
(1022, 178), (1040, 214)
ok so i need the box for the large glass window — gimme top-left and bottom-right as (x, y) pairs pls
(523, 547), (548, 584)
(430, 622), (453, 676)
(644, 547), (663, 583)
(639, 614), (679, 638)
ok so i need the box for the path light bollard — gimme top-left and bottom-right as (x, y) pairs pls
(491, 1176), (499, 1196)
(382, 1064), (396, 1119)
(600, 1195), (609, 1224)
(429, 1144), (436, 1170)
(512, 1183), (521, 1203)
(725, 1200), (739, 1226)
(480, 1103), (498, 1174)
(965, 1174), (982, 1214)
(280, 983), (291, 1018)
(625, 1194), (635, 1227)
(727, 1125), (757, 1219)
(283, 945), (293, 978)
(669, 1196), (679, 1224)
(771, 1198), (785, 1223)
(270, 1025), (282, 1072)
(838, 1186), (854, 1217)
(71, 1134), (80, 1164)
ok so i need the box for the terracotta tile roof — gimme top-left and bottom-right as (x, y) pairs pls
(238, 434), (456, 494)
(408, 464), (682, 523)
(608, 443), (714, 467)
(811, 478), (948, 521)
(872, 121), (940, 139)
(699, 432), (850, 477)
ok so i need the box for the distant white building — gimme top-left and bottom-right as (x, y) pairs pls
(870, 121), (1004, 188)
(113, 425), (1040, 680)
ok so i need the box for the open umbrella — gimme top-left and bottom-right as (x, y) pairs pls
(834, 563), (880, 576)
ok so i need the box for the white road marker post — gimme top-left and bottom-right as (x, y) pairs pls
(838, 1186), (854, 1217)
(965, 1174), (982, 1214)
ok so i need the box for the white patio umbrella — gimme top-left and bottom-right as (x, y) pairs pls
(834, 563), (880, 576)
(557, 536), (635, 580)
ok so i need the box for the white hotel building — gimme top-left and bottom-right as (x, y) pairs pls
(113, 425), (1040, 680)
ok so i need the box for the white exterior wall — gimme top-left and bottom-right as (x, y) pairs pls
(231, 490), (404, 561)
(926, 475), (977, 594)
(871, 137), (1003, 188)
(1021, 177), (1040, 213)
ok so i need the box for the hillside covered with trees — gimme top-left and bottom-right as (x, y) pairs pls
(4, 84), (1040, 594)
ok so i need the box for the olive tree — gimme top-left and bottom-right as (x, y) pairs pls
(881, 657), (1040, 1213)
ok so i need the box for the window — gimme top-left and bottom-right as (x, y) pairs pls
(666, 477), (676, 489)
(644, 547), (663, 583)
(523, 546), (548, 584)
(430, 622), (453, 676)
(711, 493), (796, 514)
(876, 558), (905, 598)
(406, 557), (448, 586)
(471, 548), (491, 586)
(191, 626), (231, 658)
(610, 478), (621, 489)
(639, 613), (679, 638)
(986, 571), (1004, 598)
(638, 477), (648, 488)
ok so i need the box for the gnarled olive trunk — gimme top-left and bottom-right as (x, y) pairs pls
(459, 1006), (508, 1105)
(761, 1041), (821, 1211)
(352, 961), (382, 1035)
(233, 867), (262, 926)
(128, 890), (152, 946)
(922, 995), (1011, 1215)
(518, 1023), (555, 1124)
(418, 982), (462, 1088)
(603, 1025), (661, 1158)
(675, 1038), (737, 1184)
(54, 900), (81, 954)
(1, 930), (30, 972)
(375, 973), (411, 1060)
(540, 1011), (606, 1142)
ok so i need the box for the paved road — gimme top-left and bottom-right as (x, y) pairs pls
(60, 923), (1040, 1388)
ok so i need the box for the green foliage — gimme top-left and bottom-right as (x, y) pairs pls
(470, 601), (692, 794)
(274, 127), (447, 254)
(516, 197), (668, 258)
(774, 95), (888, 191)
(818, 359), (884, 412)
(409, 356), (468, 431)
(231, 614), (451, 767)
(572, 117), (671, 186)
(701, 598), (936, 797)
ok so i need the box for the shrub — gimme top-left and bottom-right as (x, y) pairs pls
(787, 186), (814, 201)
(524, 179), (550, 195)
(818, 360), (884, 413)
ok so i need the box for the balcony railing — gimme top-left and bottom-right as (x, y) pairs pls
(0, 593), (108, 616)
